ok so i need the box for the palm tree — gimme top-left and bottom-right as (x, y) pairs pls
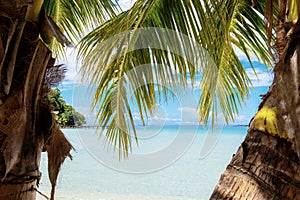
(0, 0), (117, 199)
(78, 0), (272, 156)
(210, 1), (300, 198)
(1, 0), (299, 200)
(78, 0), (300, 199)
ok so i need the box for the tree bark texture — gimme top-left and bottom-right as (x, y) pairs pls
(0, 180), (36, 200)
(211, 130), (300, 199)
(211, 3), (300, 199)
(0, 2), (73, 200)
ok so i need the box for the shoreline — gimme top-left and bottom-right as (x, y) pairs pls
(61, 124), (249, 129)
(37, 128), (247, 200)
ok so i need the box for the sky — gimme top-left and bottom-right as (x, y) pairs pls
(56, 0), (273, 126)
(58, 58), (272, 126)
(117, 0), (136, 10)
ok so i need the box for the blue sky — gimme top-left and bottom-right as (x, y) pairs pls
(56, 1), (273, 126)
(58, 56), (272, 126)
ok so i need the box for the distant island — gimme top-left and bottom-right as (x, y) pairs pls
(231, 124), (248, 127)
(46, 88), (86, 127)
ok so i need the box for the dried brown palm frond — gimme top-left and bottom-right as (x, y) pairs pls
(44, 64), (67, 88)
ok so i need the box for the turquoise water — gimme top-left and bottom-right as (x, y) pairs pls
(38, 126), (247, 199)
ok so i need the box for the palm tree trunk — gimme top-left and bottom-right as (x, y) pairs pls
(0, 1), (72, 199)
(211, 130), (300, 199)
(0, 13), (49, 199)
(210, 4), (300, 198)
(0, 180), (37, 200)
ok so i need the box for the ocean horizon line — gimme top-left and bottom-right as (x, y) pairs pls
(60, 124), (249, 129)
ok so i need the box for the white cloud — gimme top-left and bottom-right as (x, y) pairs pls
(117, 0), (136, 10)
(214, 112), (250, 125)
(132, 110), (183, 124)
(59, 81), (75, 92)
(152, 116), (181, 122)
(178, 107), (197, 113)
(233, 114), (249, 125)
(56, 48), (81, 85)
(176, 121), (199, 125)
(178, 107), (199, 123)
(246, 68), (273, 87)
(233, 47), (260, 62)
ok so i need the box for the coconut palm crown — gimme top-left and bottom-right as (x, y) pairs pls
(76, 0), (275, 156)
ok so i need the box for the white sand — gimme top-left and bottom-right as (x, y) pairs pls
(36, 191), (197, 200)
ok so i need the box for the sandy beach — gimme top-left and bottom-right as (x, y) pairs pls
(36, 191), (198, 200)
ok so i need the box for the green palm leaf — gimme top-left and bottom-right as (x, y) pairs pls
(78, 0), (275, 155)
(42, 0), (119, 56)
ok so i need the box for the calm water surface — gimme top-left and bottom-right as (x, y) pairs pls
(39, 126), (247, 199)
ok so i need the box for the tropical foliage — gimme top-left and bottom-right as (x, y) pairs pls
(46, 88), (86, 127)
(76, 0), (275, 155)
(42, 0), (119, 56)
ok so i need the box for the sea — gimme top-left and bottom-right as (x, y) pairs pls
(38, 126), (248, 200)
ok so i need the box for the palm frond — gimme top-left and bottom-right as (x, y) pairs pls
(44, 64), (67, 88)
(78, 0), (275, 155)
(42, 0), (119, 57)
(197, 0), (276, 123)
